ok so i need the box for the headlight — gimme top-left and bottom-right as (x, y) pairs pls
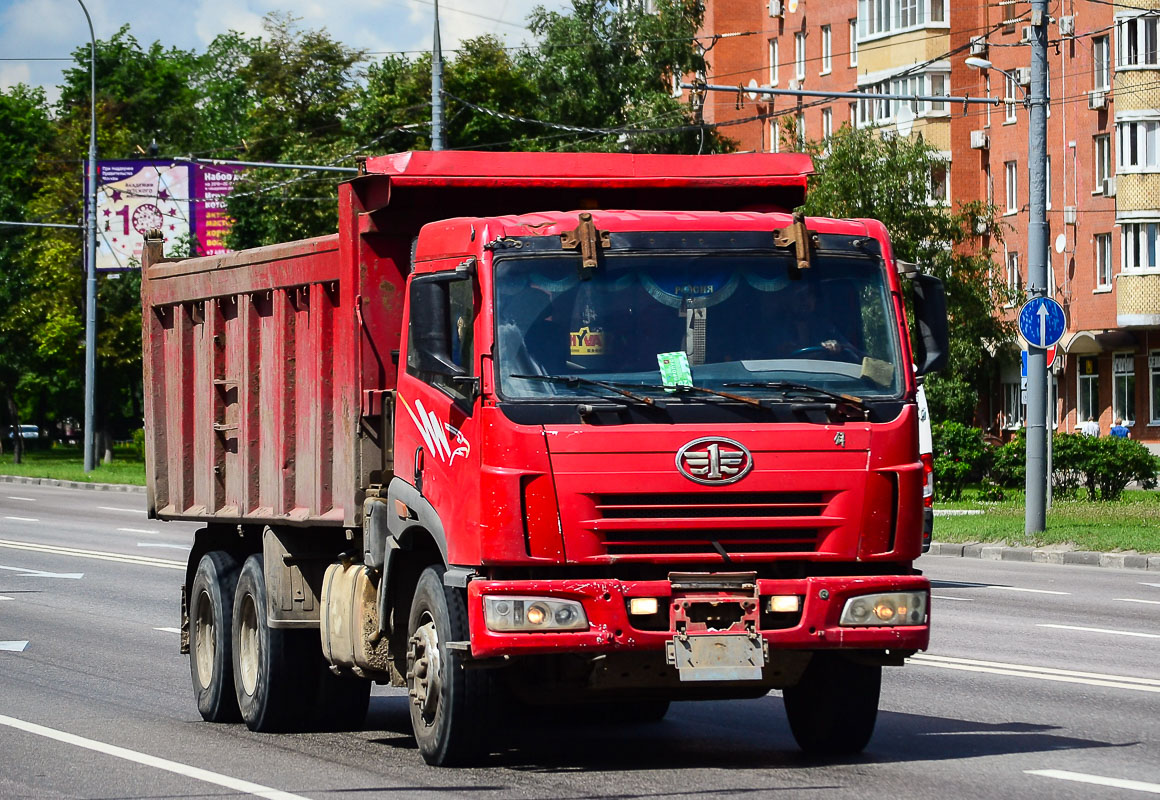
(483, 596), (589, 632)
(839, 591), (928, 627)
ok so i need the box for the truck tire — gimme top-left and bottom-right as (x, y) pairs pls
(782, 654), (881, 756)
(232, 554), (313, 732)
(189, 551), (241, 722)
(406, 565), (489, 766)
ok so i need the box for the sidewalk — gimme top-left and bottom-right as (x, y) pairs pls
(0, 474), (145, 493)
(926, 541), (1160, 570)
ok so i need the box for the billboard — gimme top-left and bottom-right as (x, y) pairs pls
(89, 160), (241, 271)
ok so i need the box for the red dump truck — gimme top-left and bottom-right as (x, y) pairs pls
(141, 150), (948, 765)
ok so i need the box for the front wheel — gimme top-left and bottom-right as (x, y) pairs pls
(407, 565), (490, 766)
(782, 654), (881, 756)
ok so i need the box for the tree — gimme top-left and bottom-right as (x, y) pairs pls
(800, 124), (1016, 424)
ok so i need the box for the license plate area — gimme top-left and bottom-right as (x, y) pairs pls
(666, 634), (768, 681)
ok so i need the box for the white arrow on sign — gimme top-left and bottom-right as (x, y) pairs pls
(0, 641), (29, 652)
(1038, 303), (1048, 350)
(0, 564), (83, 579)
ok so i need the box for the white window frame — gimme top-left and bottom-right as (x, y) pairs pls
(769, 39), (779, 86)
(822, 107), (833, 152)
(929, 157), (950, 206)
(1078, 355), (1100, 426)
(821, 25), (832, 74)
(1004, 73), (1017, 123)
(795, 32), (806, 82)
(1002, 382), (1024, 429)
(1121, 221), (1160, 271)
(1149, 351), (1160, 423)
(1005, 160), (1018, 214)
(1114, 352), (1136, 425)
(1096, 232), (1114, 288)
(1116, 116), (1160, 172)
(849, 20), (858, 66)
(1007, 251), (1021, 292)
(857, 0), (947, 42)
(1094, 35), (1111, 90)
(1116, 13), (1160, 69)
(769, 119), (779, 153)
(1094, 133), (1111, 190)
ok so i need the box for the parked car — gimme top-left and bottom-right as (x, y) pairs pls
(5, 424), (39, 441)
(917, 383), (933, 552)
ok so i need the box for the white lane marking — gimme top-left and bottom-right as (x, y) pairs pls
(0, 564), (83, 579)
(990, 586), (1070, 595)
(0, 540), (183, 570)
(98, 506), (145, 514)
(6, 497), (36, 502)
(911, 654), (1160, 693)
(154, 627), (181, 634)
(137, 543), (189, 551)
(1142, 582), (1160, 589)
(0, 714), (310, 800)
(931, 595), (974, 602)
(3, 517), (38, 523)
(0, 641), (29, 652)
(1027, 770), (1160, 795)
(117, 528), (159, 535)
(1037, 623), (1160, 639)
(1118, 598), (1160, 606)
(0, 596), (12, 601)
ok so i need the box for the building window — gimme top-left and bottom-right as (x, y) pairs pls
(985, 164), (993, 205)
(1114, 353), (1136, 424)
(899, 0), (919, 28)
(929, 73), (947, 113)
(1078, 356), (1100, 425)
(1097, 233), (1114, 287)
(1005, 161), (1018, 213)
(930, 162), (949, 205)
(769, 39), (779, 86)
(849, 20), (858, 66)
(1117, 14), (1160, 68)
(1007, 251), (1021, 292)
(1150, 352), (1160, 422)
(822, 107), (833, 153)
(1122, 222), (1160, 270)
(930, 0), (944, 22)
(857, 0), (945, 39)
(1094, 134), (1111, 190)
(769, 119), (779, 152)
(1004, 73), (1017, 123)
(1117, 119), (1160, 171)
(849, 101), (857, 126)
(1003, 382), (1024, 429)
(795, 32), (806, 82)
(821, 26), (832, 74)
(1094, 35), (1111, 90)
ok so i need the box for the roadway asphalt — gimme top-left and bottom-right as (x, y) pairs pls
(1, 482), (1157, 799)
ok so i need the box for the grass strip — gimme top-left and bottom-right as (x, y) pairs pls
(0, 445), (145, 486)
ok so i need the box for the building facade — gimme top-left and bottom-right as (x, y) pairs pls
(697, 0), (1160, 451)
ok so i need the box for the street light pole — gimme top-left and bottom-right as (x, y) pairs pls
(431, 0), (444, 151)
(77, 0), (98, 474)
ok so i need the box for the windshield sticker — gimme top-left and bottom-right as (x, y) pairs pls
(657, 351), (693, 390)
(570, 326), (605, 355)
(399, 394), (470, 466)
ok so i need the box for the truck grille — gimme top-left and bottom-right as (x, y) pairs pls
(591, 492), (831, 556)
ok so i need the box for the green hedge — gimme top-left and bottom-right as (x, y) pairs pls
(930, 424), (1160, 502)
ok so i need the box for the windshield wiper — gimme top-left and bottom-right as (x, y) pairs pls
(723, 380), (867, 409)
(609, 382), (765, 409)
(510, 374), (656, 406)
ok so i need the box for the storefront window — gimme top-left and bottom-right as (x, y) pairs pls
(1151, 352), (1160, 422)
(1078, 355), (1100, 425)
(1114, 353), (1136, 424)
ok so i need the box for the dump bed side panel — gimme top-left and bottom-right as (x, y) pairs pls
(142, 235), (357, 526)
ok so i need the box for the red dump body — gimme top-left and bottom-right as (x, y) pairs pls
(141, 151), (814, 527)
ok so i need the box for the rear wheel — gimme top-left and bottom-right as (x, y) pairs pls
(189, 551), (241, 722)
(782, 654), (881, 756)
(407, 565), (490, 765)
(232, 554), (314, 732)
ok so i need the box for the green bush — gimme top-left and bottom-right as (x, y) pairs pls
(989, 432), (1025, 488)
(131, 428), (145, 460)
(1050, 432), (1086, 499)
(932, 421), (991, 500)
(1050, 433), (1159, 501)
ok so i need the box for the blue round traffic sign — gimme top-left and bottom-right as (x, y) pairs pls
(1018, 297), (1065, 349)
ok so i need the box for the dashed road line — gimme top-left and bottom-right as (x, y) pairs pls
(1037, 623), (1160, 639)
(0, 641), (29, 652)
(990, 586), (1070, 595)
(0, 714), (311, 800)
(154, 627), (181, 634)
(931, 595), (974, 602)
(911, 654), (1160, 693)
(1027, 770), (1160, 795)
(5, 497), (36, 502)
(3, 517), (38, 523)
(98, 506), (145, 514)
(1117, 598), (1160, 606)
(116, 528), (159, 535)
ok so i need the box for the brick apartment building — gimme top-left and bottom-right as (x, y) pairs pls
(697, 0), (1160, 452)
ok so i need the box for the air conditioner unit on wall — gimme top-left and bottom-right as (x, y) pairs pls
(1020, 26), (1035, 43)
(769, 0), (783, 16)
(1088, 89), (1107, 110)
(971, 130), (990, 149)
(1015, 67), (1032, 86)
(1058, 15), (1075, 36)
(1105, 176), (1117, 197)
(970, 36), (987, 55)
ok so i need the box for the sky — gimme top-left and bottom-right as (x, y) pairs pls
(0, 0), (567, 99)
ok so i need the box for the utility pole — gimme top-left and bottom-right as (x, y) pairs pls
(77, 0), (99, 474)
(1024, 0), (1049, 534)
(431, 0), (445, 151)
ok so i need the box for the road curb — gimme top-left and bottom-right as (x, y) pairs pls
(0, 474), (145, 494)
(927, 541), (1160, 570)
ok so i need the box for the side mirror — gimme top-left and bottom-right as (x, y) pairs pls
(912, 273), (949, 375)
(409, 271), (470, 378)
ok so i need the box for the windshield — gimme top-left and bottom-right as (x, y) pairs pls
(494, 251), (904, 401)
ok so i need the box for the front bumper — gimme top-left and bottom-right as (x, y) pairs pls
(466, 574), (930, 659)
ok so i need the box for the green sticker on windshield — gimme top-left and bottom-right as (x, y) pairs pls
(657, 351), (693, 391)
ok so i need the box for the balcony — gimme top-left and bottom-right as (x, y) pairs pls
(1117, 272), (1160, 326)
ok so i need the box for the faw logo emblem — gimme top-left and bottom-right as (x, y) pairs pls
(676, 437), (753, 485)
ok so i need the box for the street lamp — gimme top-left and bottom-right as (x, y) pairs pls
(76, 0), (98, 473)
(967, 18), (1050, 534)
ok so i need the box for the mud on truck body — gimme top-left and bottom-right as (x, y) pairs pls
(141, 150), (949, 765)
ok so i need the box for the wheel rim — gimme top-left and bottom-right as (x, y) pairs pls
(238, 592), (260, 696)
(193, 588), (215, 688)
(407, 611), (442, 726)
